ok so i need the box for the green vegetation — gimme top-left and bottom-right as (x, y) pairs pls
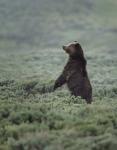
(0, 0), (117, 149)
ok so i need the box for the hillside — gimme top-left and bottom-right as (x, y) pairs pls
(0, 0), (117, 49)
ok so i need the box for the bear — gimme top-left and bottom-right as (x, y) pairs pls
(54, 41), (92, 104)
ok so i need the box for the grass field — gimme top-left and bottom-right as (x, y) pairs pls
(0, 0), (117, 149)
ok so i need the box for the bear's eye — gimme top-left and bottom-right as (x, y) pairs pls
(69, 44), (75, 49)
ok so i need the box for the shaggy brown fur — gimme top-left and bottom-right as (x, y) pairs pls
(54, 41), (92, 104)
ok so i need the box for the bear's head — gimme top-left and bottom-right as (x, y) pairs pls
(63, 41), (87, 64)
(63, 41), (83, 57)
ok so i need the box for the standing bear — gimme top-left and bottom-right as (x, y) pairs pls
(54, 41), (92, 104)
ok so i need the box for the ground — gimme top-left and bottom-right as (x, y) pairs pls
(0, 0), (117, 150)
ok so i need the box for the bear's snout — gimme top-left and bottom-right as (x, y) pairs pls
(63, 45), (70, 53)
(62, 45), (66, 50)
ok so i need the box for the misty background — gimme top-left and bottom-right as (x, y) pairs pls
(0, 0), (117, 50)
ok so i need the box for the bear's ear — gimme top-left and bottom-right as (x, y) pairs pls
(75, 43), (87, 66)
